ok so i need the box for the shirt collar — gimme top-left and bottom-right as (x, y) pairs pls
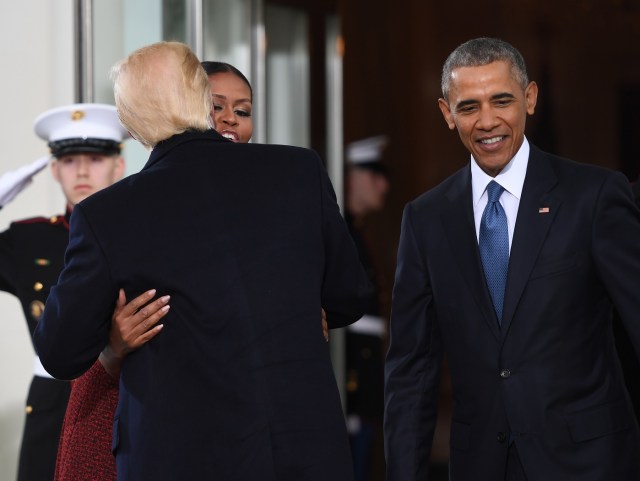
(471, 137), (530, 207)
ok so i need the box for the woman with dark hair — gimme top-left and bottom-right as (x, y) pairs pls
(202, 61), (253, 144)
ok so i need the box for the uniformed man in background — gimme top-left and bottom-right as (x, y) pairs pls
(0, 103), (126, 481)
(344, 135), (390, 481)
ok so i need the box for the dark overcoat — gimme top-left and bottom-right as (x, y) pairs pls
(35, 130), (371, 481)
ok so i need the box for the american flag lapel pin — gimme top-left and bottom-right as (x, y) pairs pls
(538, 207), (550, 214)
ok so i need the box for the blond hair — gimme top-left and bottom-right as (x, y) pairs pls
(111, 41), (212, 149)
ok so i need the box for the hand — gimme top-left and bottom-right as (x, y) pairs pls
(0, 156), (50, 207)
(99, 288), (170, 377)
(322, 308), (328, 342)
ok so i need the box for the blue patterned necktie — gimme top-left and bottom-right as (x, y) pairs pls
(479, 180), (509, 324)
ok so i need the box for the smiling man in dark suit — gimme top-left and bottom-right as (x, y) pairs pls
(33, 41), (371, 481)
(384, 37), (640, 481)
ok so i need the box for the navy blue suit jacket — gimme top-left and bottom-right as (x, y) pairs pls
(384, 145), (640, 481)
(34, 130), (371, 481)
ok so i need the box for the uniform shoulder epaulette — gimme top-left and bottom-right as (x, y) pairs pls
(14, 214), (67, 226)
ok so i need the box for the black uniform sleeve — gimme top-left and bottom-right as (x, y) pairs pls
(0, 226), (17, 295)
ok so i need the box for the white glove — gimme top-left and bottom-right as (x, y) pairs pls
(0, 156), (50, 207)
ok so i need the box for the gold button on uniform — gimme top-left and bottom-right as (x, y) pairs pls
(25, 405), (33, 414)
(49, 216), (58, 223)
(346, 370), (359, 393)
(30, 300), (45, 321)
(34, 282), (43, 292)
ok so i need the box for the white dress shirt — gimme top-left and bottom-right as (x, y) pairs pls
(471, 137), (530, 253)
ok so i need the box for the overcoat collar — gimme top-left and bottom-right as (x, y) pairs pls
(143, 129), (229, 171)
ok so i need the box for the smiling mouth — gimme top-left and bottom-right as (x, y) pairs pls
(221, 131), (239, 143)
(479, 136), (505, 145)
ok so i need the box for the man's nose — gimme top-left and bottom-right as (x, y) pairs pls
(476, 106), (499, 130)
(77, 158), (90, 175)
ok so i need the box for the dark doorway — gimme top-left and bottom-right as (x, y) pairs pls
(619, 88), (640, 182)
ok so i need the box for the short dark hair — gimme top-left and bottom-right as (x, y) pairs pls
(441, 37), (529, 100)
(201, 61), (253, 101)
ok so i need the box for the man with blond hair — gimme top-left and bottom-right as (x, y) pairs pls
(34, 41), (371, 481)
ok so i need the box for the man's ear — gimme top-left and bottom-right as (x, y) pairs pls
(438, 98), (456, 130)
(525, 81), (538, 116)
(50, 160), (61, 183)
(114, 156), (126, 180)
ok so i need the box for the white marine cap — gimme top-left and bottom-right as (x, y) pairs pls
(33, 103), (129, 157)
(346, 135), (389, 174)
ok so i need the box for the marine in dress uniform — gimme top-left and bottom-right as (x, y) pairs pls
(344, 136), (390, 481)
(0, 103), (127, 481)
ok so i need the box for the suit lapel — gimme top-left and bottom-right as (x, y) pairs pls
(441, 167), (501, 341)
(500, 147), (560, 335)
